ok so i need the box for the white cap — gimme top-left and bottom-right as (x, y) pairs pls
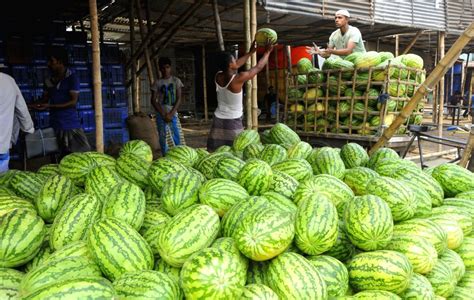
(335, 9), (350, 18)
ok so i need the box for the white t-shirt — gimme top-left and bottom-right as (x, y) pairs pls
(151, 76), (184, 106)
(328, 25), (366, 57)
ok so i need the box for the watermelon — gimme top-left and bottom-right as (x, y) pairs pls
(340, 143), (369, 168)
(323, 221), (356, 262)
(58, 152), (97, 186)
(211, 237), (249, 270)
(424, 260), (456, 298)
(456, 190), (474, 200)
(403, 180), (433, 218)
(213, 155), (245, 181)
(237, 159), (273, 196)
(431, 163), (474, 197)
(367, 147), (399, 169)
(165, 145), (199, 167)
(443, 198), (474, 223)
(196, 152), (233, 179)
(269, 123), (300, 145)
(455, 236), (474, 270)
(49, 193), (102, 250)
(286, 141), (312, 159)
(0, 268), (24, 299)
(398, 273), (435, 300)
(120, 139), (153, 162)
(234, 207), (294, 261)
(35, 174), (75, 223)
(259, 144), (288, 166)
(84, 165), (123, 202)
(458, 271), (474, 289)
(296, 58), (313, 74)
(37, 164), (61, 177)
(343, 166), (379, 195)
(21, 277), (116, 300)
(271, 158), (313, 183)
(295, 194), (338, 255)
(448, 286), (471, 300)
(0, 209), (44, 268)
(385, 233), (438, 274)
(255, 27), (278, 46)
(215, 145), (233, 153)
(262, 191), (297, 218)
(343, 195), (393, 251)
(139, 205), (170, 236)
(246, 260), (270, 285)
(241, 284), (279, 300)
(400, 53), (424, 69)
(354, 51), (382, 68)
(347, 250), (413, 294)
(156, 204), (219, 267)
(428, 218), (463, 250)
(113, 270), (181, 299)
(103, 181), (146, 230)
(153, 259), (181, 284)
(161, 170), (202, 216)
(353, 290), (401, 299)
(9, 171), (45, 202)
(431, 205), (472, 236)
(83, 152), (115, 167)
(221, 197), (269, 238)
(148, 158), (187, 194)
(45, 240), (93, 263)
(0, 195), (36, 217)
(243, 143), (264, 160)
(198, 178), (249, 217)
(115, 153), (150, 189)
(87, 217), (154, 281)
(233, 130), (260, 152)
(310, 147), (346, 179)
(439, 249), (465, 282)
(0, 170), (19, 188)
(306, 255), (349, 297)
(142, 222), (169, 256)
(23, 245), (53, 273)
(394, 218), (448, 255)
(268, 171), (299, 200)
(180, 247), (247, 299)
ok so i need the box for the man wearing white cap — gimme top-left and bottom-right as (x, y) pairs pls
(307, 9), (366, 59)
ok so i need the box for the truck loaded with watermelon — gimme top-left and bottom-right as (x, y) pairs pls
(1, 122), (474, 299)
(287, 51), (426, 136)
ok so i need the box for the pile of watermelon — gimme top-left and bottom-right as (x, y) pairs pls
(1, 123), (474, 299)
(289, 51), (426, 135)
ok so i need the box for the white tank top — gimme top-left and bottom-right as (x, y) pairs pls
(214, 72), (243, 119)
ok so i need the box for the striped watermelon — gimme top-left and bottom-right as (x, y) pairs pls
(153, 258), (181, 284)
(431, 163), (474, 197)
(237, 159), (273, 196)
(19, 256), (101, 297)
(424, 260), (456, 298)
(243, 143), (264, 160)
(456, 190), (474, 200)
(215, 145), (233, 153)
(49, 193), (102, 250)
(353, 290), (401, 299)
(295, 194), (338, 255)
(262, 191), (297, 218)
(103, 181), (146, 230)
(398, 273), (435, 300)
(310, 148), (346, 179)
(246, 260), (270, 285)
(0, 268), (24, 299)
(233, 129), (260, 152)
(199, 178), (249, 216)
(84, 165), (123, 202)
(286, 141), (312, 159)
(259, 144), (288, 166)
(271, 158), (313, 182)
(0, 195), (36, 217)
(306, 255), (349, 297)
(241, 284), (279, 300)
(213, 155), (245, 181)
(37, 164), (61, 177)
(266, 252), (327, 299)
(403, 180), (433, 218)
(144, 187), (161, 206)
(165, 145), (199, 167)
(0, 187), (15, 197)
(449, 286), (471, 300)
(58, 152), (97, 186)
(156, 204), (219, 267)
(367, 147), (399, 169)
(394, 218), (448, 255)
(221, 197), (269, 238)
(45, 240), (93, 262)
(161, 170), (202, 216)
(36, 174), (75, 223)
(148, 158), (187, 194)
(431, 206), (472, 235)
(9, 171), (45, 201)
(323, 221), (356, 262)
(139, 205), (170, 236)
(340, 143), (369, 168)
(21, 277), (116, 300)
(87, 217), (154, 281)
(440, 249), (465, 282)
(120, 139), (153, 162)
(180, 247), (247, 299)
(269, 123), (301, 145)
(234, 206), (295, 261)
(23, 245), (53, 273)
(347, 250), (413, 294)
(428, 218), (464, 250)
(113, 270), (181, 299)
(458, 270), (474, 289)
(143, 221), (168, 256)
(373, 158), (418, 177)
(455, 236), (474, 270)
(443, 198), (474, 223)
(343, 195), (394, 251)
(115, 153), (150, 189)
(196, 152), (233, 179)
(294, 174), (354, 215)
(385, 233), (438, 274)
(196, 148), (209, 160)
(261, 129), (272, 144)
(0, 209), (44, 268)
(211, 237), (249, 270)
(0, 169), (19, 188)
(268, 170), (299, 199)
(343, 166), (379, 195)
(365, 176), (417, 221)
(83, 152), (116, 167)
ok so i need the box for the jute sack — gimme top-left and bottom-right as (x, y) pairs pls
(126, 112), (161, 159)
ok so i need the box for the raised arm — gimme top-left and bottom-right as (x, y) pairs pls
(232, 44), (274, 87)
(235, 40), (258, 68)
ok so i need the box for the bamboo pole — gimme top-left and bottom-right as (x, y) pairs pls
(459, 127), (474, 167)
(250, 0), (258, 130)
(284, 45), (292, 123)
(402, 30), (424, 55)
(461, 53), (470, 97)
(438, 31), (445, 151)
(145, 0), (160, 76)
(369, 22), (474, 155)
(135, 0), (154, 86)
(212, 0), (225, 51)
(274, 47), (279, 123)
(129, 0), (139, 113)
(89, 0), (104, 153)
(244, 0), (252, 129)
(202, 45), (208, 122)
(395, 34), (399, 57)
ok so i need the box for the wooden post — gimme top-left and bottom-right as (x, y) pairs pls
(244, 0), (252, 129)
(212, 0), (225, 51)
(274, 46), (279, 123)
(202, 44), (208, 122)
(89, 0), (104, 153)
(369, 22), (474, 155)
(284, 45), (292, 122)
(145, 0), (160, 76)
(250, 0), (258, 130)
(135, 0), (154, 86)
(395, 35), (399, 57)
(461, 53), (470, 96)
(460, 127), (474, 167)
(438, 31), (445, 151)
(402, 30), (424, 55)
(129, 0), (139, 113)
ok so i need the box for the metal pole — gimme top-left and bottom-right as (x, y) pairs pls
(89, 0), (104, 153)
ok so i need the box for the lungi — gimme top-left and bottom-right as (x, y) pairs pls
(207, 116), (244, 152)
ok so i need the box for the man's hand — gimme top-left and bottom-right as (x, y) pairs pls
(305, 42), (321, 55)
(164, 112), (174, 123)
(264, 41), (274, 53)
(35, 103), (49, 110)
(319, 49), (332, 58)
(249, 40), (257, 54)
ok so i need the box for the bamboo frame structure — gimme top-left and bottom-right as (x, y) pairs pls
(402, 30), (424, 55)
(129, 0), (139, 113)
(244, 0), (252, 129)
(274, 47), (279, 123)
(213, 0), (225, 51)
(135, 0), (154, 86)
(202, 45), (208, 122)
(437, 31), (445, 151)
(284, 45), (292, 123)
(369, 22), (474, 155)
(89, 0), (104, 153)
(145, 0), (160, 75)
(250, 0), (258, 129)
(459, 127), (474, 167)
(395, 35), (399, 57)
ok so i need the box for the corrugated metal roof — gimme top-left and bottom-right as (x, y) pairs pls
(446, 0), (474, 35)
(374, 0), (416, 28)
(413, 1), (446, 31)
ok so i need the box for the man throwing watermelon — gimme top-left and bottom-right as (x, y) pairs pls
(306, 9), (366, 59)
